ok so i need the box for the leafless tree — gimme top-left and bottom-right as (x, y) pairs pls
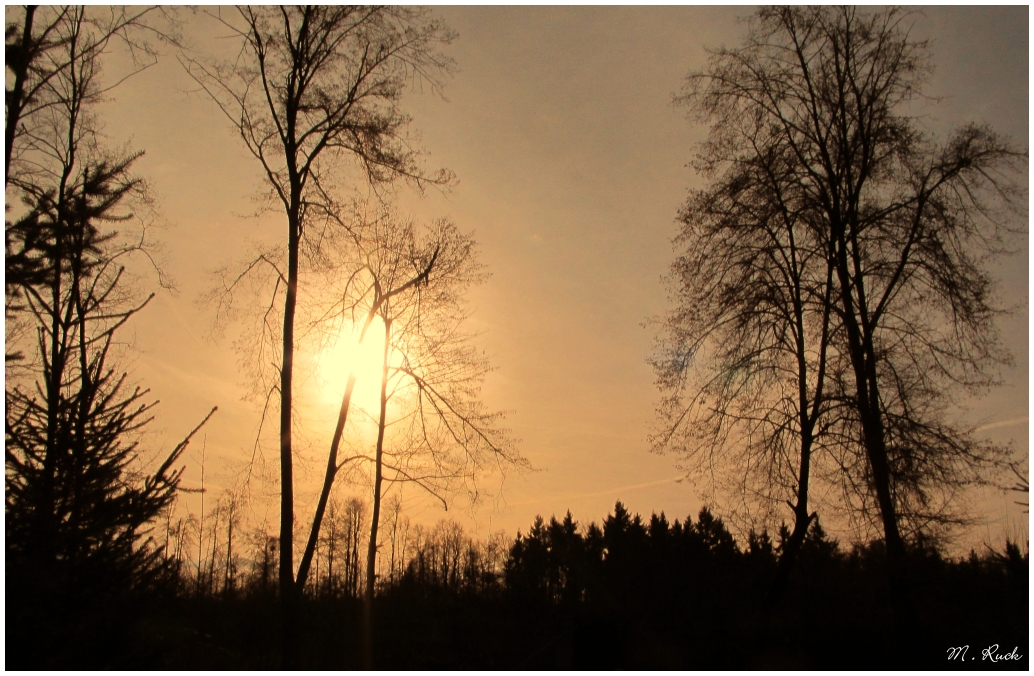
(384, 493), (409, 584)
(245, 523), (279, 595)
(340, 496), (367, 598)
(291, 204), (450, 598)
(657, 5), (1025, 615)
(183, 8), (455, 663)
(321, 209), (524, 667)
(400, 519), (508, 594)
(653, 89), (844, 593)
(309, 495), (367, 598)
(161, 509), (198, 593)
(189, 482), (246, 597)
(220, 487), (245, 595)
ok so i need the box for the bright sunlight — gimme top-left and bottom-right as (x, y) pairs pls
(316, 316), (390, 418)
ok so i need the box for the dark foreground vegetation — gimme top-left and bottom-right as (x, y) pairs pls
(8, 502), (1027, 670)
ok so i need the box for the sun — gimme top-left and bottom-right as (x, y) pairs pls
(316, 316), (389, 418)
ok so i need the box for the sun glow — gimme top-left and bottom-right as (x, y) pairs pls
(316, 316), (389, 419)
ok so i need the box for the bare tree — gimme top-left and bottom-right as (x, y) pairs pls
(4, 5), (177, 180)
(291, 203), (451, 599)
(245, 523), (279, 595)
(399, 519), (507, 593)
(384, 493), (409, 584)
(341, 496), (367, 598)
(309, 494), (368, 598)
(220, 487), (245, 595)
(183, 8), (455, 664)
(657, 5), (1024, 618)
(316, 496), (342, 598)
(651, 99), (842, 598)
(324, 210), (524, 667)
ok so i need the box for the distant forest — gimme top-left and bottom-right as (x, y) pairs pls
(7, 500), (1028, 669)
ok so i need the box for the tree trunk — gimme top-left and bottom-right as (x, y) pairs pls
(363, 318), (391, 670)
(768, 431), (817, 607)
(831, 225), (916, 648)
(768, 254), (832, 609)
(225, 511), (234, 594)
(279, 207), (300, 668)
(296, 373), (357, 592)
(5, 5), (35, 183)
(832, 236), (907, 561)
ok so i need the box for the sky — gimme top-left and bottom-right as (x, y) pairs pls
(86, 6), (1028, 552)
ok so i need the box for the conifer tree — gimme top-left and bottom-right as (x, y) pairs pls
(5, 153), (214, 668)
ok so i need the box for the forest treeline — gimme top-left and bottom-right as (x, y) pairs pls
(9, 499), (1028, 669)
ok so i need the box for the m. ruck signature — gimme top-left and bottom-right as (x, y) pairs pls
(947, 645), (1024, 663)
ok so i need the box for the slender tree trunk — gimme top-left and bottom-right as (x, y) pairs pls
(363, 318), (392, 670)
(40, 214), (63, 564)
(296, 373), (357, 592)
(832, 231), (907, 561)
(207, 516), (219, 595)
(857, 345), (907, 563)
(770, 432), (817, 605)
(279, 205), (301, 668)
(41, 67), (82, 566)
(768, 250), (833, 608)
(388, 502), (399, 584)
(327, 517), (336, 597)
(225, 505), (235, 595)
(43, 16), (84, 538)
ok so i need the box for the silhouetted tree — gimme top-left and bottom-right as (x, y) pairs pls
(143, 501), (1027, 669)
(507, 511), (592, 607)
(4, 151), (215, 665)
(307, 495), (366, 599)
(746, 528), (777, 568)
(4, 11), (211, 664)
(246, 527), (280, 596)
(384, 516), (508, 636)
(291, 207), (468, 602)
(657, 7), (1024, 613)
(654, 70), (838, 588)
(5, 6), (176, 320)
(693, 506), (739, 559)
(319, 211), (524, 667)
(183, 8), (456, 663)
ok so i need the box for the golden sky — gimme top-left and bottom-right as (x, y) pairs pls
(92, 6), (1027, 550)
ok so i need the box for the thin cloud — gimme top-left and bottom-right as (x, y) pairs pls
(975, 416), (1028, 432)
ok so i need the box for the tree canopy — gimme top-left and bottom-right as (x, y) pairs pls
(655, 5), (1025, 552)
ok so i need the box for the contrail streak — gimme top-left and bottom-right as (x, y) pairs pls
(975, 416), (1028, 432)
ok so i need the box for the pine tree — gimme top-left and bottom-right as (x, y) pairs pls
(5, 156), (213, 667)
